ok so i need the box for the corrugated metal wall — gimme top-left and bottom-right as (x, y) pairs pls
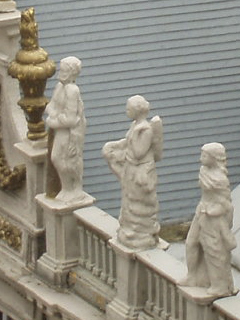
(16, 0), (240, 223)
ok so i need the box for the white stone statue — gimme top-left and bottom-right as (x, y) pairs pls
(46, 56), (86, 203)
(102, 95), (163, 250)
(180, 142), (236, 297)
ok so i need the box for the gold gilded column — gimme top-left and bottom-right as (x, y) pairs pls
(8, 7), (56, 140)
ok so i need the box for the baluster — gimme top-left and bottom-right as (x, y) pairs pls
(107, 244), (116, 287)
(178, 293), (186, 320)
(161, 278), (169, 320)
(78, 225), (88, 267)
(85, 229), (95, 271)
(92, 234), (102, 276)
(153, 273), (162, 318)
(169, 283), (178, 320)
(145, 269), (154, 313)
(112, 246), (117, 288)
(100, 239), (108, 282)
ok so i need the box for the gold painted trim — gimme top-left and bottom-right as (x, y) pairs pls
(8, 7), (56, 140)
(0, 85), (26, 191)
(0, 215), (22, 252)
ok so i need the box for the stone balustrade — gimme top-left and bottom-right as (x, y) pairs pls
(72, 205), (240, 320)
(137, 248), (187, 319)
(74, 206), (118, 288)
(213, 296), (240, 320)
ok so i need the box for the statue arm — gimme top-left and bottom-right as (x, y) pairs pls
(46, 83), (61, 127)
(102, 139), (127, 160)
(102, 139), (127, 181)
(131, 127), (152, 160)
(206, 203), (225, 216)
(220, 216), (236, 250)
(57, 85), (80, 128)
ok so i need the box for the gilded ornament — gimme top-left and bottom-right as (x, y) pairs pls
(8, 7), (56, 140)
(0, 88), (26, 190)
(0, 215), (22, 252)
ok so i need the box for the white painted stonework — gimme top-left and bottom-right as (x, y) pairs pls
(231, 184), (240, 271)
(103, 95), (163, 250)
(0, 1), (16, 13)
(46, 56), (86, 204)
(0, 10), (26, 167)
(180, 143), (236, 297)
(0, 6), (240, 320)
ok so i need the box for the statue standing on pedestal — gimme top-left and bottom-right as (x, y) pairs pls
(103, 95), (163, 250)
(180, 142), (236, 297)
(46, 56), (86, 203)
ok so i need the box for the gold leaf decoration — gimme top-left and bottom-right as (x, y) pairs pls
(0, 216), (22, 251)
(8, 7), (56, 140)
(0, 84), (26, 190)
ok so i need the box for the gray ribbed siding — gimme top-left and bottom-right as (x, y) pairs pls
(16, 0), (240, 223)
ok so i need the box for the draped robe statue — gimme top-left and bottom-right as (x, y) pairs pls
(103, 95), (163, 250)
(46, 56), (86, 203)
(180, 142), (236, 297)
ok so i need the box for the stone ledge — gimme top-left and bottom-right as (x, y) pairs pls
(137, 246), (187, 284)
(71, 266), (116, 312)
(19, 275), (105, 320)
(0, 1), (16, 13)
(36, 192), (96, 214)
(213, 295), (240, 320)
(74, 206), (119, 240)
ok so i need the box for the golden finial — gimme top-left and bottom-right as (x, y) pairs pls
(8, 7), (56, 140)
(20, 7), (39, 50)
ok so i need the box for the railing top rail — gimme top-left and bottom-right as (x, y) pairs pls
(74, 206), (119, 240)
(213, 295), (240, 320)
(136, 245), (187, 285)
(136, 246), (234, 305)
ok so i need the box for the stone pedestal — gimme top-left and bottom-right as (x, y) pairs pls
(13, 140), (47, 269)
(178, 286), (222, 320)
(0, 1), (16, 13)
(106, 238), (147, 320)
(36, 193), (95, 287)
(15, 140), (47, 226)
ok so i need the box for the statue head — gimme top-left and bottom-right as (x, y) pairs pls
(59, 56), (82, 84)
(201, 142), (227, 170)
(126, 95), (150, 120)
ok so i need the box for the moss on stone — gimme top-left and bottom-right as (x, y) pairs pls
(159, 222), (191, 242)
